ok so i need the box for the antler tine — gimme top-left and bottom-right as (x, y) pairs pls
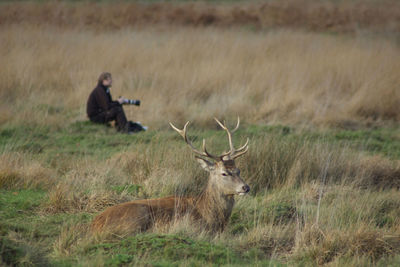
(169, 122), (219, 160)
(214, 117), (249, 160)
(214, 117), (235, 155)
(202, 139), (218, 159)
(231, 138), (249, 159)
(235, 138), (249, 153)
(213, 117), (226, 130)
(231, 145), (249, 159)
(169, 121), (203, 156)
(169, 121), (188, 139)
(231, 117), (240, 133)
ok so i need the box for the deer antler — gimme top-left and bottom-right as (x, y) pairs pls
(169, 121), (220, 161)
(214, 117), (249, 160)
(170, 118), (249, 161)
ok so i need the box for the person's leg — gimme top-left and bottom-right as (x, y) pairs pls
(115, 107), (128, 131)
(90, 113), (106, 124)
(105, 106), (128, 132)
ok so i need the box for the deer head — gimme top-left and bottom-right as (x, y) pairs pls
(170, 118), (250, 196)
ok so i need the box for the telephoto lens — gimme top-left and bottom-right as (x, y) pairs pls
(127, 99), (140, 106)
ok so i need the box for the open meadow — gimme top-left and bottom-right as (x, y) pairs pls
(1, 1), (400, 266)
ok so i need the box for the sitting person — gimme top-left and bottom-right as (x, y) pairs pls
(86, 72), (146, 133)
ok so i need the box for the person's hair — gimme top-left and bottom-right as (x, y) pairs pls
(98, 72), (112, 83)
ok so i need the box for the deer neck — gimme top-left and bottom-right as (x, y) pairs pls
(195, 180), (235, 232)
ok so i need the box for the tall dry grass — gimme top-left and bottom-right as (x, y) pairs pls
(1, 25), (399, 128)
(0, 152), (55, 190)
(2, 1), (400, 33)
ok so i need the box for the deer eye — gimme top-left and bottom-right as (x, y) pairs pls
(222, 173), (228, 176)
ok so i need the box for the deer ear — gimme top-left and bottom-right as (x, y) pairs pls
(195, 156), (215, 171)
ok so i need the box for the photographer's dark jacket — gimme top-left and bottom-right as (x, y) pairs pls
(87, 82), (120, 118)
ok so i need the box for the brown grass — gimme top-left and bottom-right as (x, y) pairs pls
(295, 224), (400, 264)
(2, 1), (400, 33)
(357, 156), (400, 189)
(43, 183), (130, 214)
(242, 137), (400, 191)
(0, 152), (55, 190)
(41, 159), (135, 213)
(1, 25), (399, 128)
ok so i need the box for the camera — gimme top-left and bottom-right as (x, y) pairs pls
(124, 99), (141, 106)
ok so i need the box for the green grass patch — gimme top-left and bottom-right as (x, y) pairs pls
(0, 189), (45, 218)
(86, 233), (245, 266)
(0, 189), (94, 266)
(0, 122), (399, 163)
(245, 124), (400, 159)
(111, 184), (142, 195)
(0, 236), (25, 266)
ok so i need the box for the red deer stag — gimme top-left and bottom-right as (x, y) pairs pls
(91, 118), (250, 234)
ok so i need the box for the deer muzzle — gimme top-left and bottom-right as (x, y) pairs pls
(238, 184), (250, 195)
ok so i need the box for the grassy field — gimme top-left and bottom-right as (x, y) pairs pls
(1, 122), (399, 266)
(2, 26), (399, 128)
(1, 1), (400, 266)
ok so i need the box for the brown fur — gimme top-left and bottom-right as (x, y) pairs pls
(91, 161), (242, 234)
(91, 196), (194, 234)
